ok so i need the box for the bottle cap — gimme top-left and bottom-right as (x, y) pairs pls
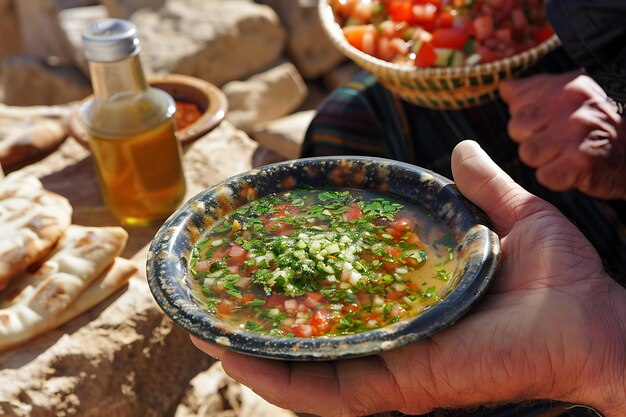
(82, 18), (140, 62)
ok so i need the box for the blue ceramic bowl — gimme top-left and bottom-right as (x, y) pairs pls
(147, 156), (500, 360)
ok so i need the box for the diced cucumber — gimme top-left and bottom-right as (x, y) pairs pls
(449, 50), (465, 67)
(434, 48), (465, 67)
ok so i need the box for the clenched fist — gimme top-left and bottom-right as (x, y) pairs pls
(500, 71), (626, 200)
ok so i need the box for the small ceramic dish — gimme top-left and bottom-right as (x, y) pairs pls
(69, 73), (227, 147)
(146, 156), (500, 361)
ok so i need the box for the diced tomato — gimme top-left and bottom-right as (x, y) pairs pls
(266, 293), (286, 308)
(473, 15), (494, 40)
(343, 24), (376, 52)
(310, 309), (335, 336)
(273, 201), (290, 216)
(306, 291), (324, 302)
(216, 300), (234, 314)
(411, 3), (438, 31)
(265, 221), (292, 236)
(414, 41), (437, 67)
(406, 231), (422, 246)
(226, 244), (247, 266)
(386, 291), (405, 302)
(382, 260), (401, 273)
(391, 218), (414, 231)
(391, 303), (407, 317)
(194, 260), (213, 272)
(289, 323), (314, 338)
(385, 246), (403, 258)
(303, 295), (321, 309)
(341, 303), (359, 313)
(241, 293), (256, 304)
(476, 45), (502, 63)
(435, 10), (456, 28)
(343, 202), (363, 221)
(385, 226), (404, 240)
(387, 0), (417, 24)
(495, 28), (512, 43)
(510, 8), (528, 30)
(364, 313), (383, 325)
(534, 25), (554, 44)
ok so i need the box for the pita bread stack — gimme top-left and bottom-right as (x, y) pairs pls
(0, 172), (137, 352)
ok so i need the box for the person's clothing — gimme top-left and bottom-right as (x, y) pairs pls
(546, 0), (626, 108)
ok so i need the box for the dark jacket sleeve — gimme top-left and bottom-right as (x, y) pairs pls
(546, 0), (626, 104)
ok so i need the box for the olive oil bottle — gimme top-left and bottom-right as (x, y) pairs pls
(79, 19), (186, 226)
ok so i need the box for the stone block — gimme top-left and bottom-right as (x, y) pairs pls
(132, 0), (286, 86)
(1, 55), (91, 105)
(258, 0), (345, 79)
(249, 110), (315, 159)
(223, 61), (308, 130)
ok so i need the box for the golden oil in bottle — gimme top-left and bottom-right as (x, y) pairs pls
(80, 19), (186, 226)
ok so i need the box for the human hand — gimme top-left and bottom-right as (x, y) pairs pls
(192, 140), (626, 417)
(500, 71), (626, 200)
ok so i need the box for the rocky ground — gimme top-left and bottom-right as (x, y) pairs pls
(0, 0), (364, 416)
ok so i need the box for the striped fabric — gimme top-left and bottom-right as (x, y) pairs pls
(303, 47), (626, 286)
(301, 47), (625, 416)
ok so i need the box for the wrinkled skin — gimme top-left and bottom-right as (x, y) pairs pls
(500, 71), (626, 200)
(192, 140), (626, 417)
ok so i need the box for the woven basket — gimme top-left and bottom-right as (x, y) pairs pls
(319, 0), (561, 110)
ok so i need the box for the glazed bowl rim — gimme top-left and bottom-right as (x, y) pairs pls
(147, 155), (501, 360)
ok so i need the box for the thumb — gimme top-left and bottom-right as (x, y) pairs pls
(451, 140), (547, 235)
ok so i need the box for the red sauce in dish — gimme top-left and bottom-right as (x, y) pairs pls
(174, 100), (203, 130)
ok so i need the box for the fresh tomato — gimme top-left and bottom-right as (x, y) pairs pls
(289, 323), (314, 338)
(472, 15), (494, 40)
(385, 246), (403, 258)
(414, 41), (437, 67)
(310, 309), (336, 335)
(226, 244), (247, 266)
(241, 293), (256, 304)
(343, 202), (363, 221)
(435, 10), (456, 28)
(432, 27), (470, 49)
(266, 293), (286, 308)
(306, 291), (324, 302)
(411, 3), (438, 31)
(343, 24), (376, 53)
(534, 25), (554, 44)
(216, 300), (234, 314)
(265, 221), (292, 236)
(387, 0), (417, 24)
(335, 0), (553, 68)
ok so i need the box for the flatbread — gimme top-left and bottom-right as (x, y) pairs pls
(55, 257), (137, 325)
(0, 172), (72, 290)
(0, 103), (75, 168)
(0, 225), (128, 352)
(0, 117), (67, 167)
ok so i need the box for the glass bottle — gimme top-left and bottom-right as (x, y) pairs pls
(79, 19), (186, 227)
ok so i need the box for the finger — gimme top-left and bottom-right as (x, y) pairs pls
(451, 140), (548, 235)
(535, 152), (588, 192)
(516, 126), (580, 168)
(500, 75), (551, 114)
(507, 105), (551, 143)
(190, 336), (227, 359)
